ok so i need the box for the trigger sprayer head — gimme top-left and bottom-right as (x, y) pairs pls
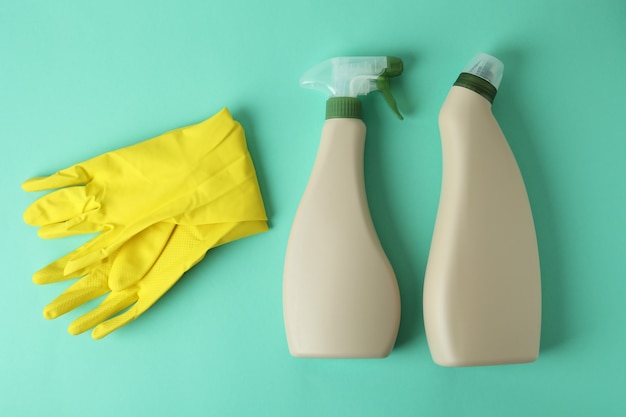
(300, 56), (404, 120)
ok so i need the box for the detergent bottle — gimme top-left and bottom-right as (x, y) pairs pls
(423, 53), (541, 366)
(283, 56), (403, 358)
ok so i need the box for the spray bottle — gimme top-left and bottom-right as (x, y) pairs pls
(423, 53), (541, 366)
(283, 56), (403, 358)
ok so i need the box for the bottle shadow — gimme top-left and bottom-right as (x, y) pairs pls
(493, 48), (568, 352)
(365, 128), (424, 350)
(363, 51), (424, 350)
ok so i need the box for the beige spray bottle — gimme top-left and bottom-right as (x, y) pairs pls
(423, 53), (541, 366)
(283, 56), (403, 358)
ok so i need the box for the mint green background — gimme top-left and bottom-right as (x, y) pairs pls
(1, 0), (625, 415)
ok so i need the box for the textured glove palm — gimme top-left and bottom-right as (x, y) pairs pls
(37, 219), (267, 339)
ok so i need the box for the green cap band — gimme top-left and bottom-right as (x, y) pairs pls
(385, 56), (403, 77)
(326, 97), (362, 119)
(454, 72), (498, 103)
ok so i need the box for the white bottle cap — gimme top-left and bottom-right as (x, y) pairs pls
(463, 53), (504, 90)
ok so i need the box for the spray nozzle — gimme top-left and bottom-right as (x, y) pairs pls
(300, 56), (404, 120)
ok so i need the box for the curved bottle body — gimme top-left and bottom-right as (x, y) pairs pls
(423, 86), (541, 366)
(283, 118), (400, 358)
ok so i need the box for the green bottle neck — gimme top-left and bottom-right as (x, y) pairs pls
(325, 97), (362, 119)
(454, 72), (498, 104)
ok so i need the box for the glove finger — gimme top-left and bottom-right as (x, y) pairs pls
(37, 216), (104, 239)
(98, 224), (235, 336)
(68, 288), (138, 336)
(33, 232), (120, 284)
(22, 165), (92, 192)
(63, 221), (150, 275)
(89, 220), (267, 338)
(63, 209), (189, 275)
(91, 306), (140, 340)
(43, 273), (109, 319)
(33, 252), (84, 285)
(24, 186), (98, 228)
(108, 222), (176, 291)
(85, 224), (193, 339)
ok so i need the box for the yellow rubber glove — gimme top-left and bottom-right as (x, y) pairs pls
(23, 108), (254, 275)
(36, 219), (267, 339)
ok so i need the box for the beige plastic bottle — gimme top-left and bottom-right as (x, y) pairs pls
(423, 53), (541, 366)
(283, 57), (403, 358)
